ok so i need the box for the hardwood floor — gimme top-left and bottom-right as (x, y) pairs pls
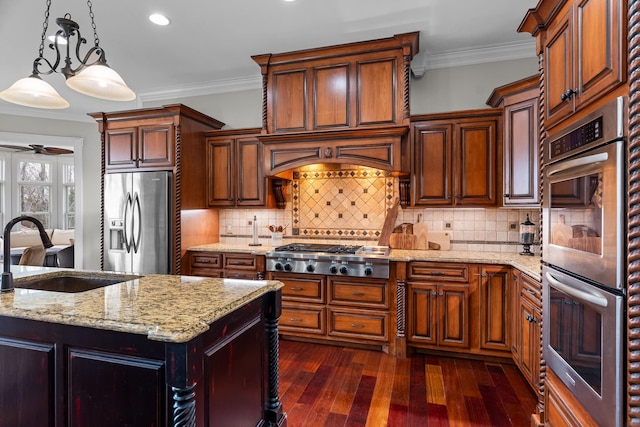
(278, 340), (537, 426)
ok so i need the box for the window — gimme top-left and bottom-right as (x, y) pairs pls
(0, 153), (75, 231)
(17, 159), (52, 228)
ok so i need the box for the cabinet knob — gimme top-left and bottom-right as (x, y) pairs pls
(560, 88), (577, 101)
(431, 291), (437, 296)
(438, 292), (444, 296)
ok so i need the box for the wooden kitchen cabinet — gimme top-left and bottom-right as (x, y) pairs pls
(269, 272), (393, 350)
(478, 265), (511, 354)
(512, 270), (542, 393)
(487, 75), (540, 206)
(205, 128), (266, 207)
(407, 262), (471, 351)
(90, 105), (225, 274)
(411, 109), (501, 207)
(188, 251), (265, 280)
(519, 0), (626, 129)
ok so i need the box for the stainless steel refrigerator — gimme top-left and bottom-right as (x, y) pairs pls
(104, 171), (172, 274)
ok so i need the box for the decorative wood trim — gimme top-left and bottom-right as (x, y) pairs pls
(174, 125), (182, 275)
(171, 384), (197, 426)
(100, 130), (105, 272)
(628, 2), (640, 425)
(536, 51), (546, 423)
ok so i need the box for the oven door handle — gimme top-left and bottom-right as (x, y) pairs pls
(545, 271), (608, 308)
(546, 152), (608, 176)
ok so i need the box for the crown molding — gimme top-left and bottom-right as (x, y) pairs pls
(138, 75), (263, 103)
(410, 40), (536, 77)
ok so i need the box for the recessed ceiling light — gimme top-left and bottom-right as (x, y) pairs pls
(149, 14), (170, 26)
(282, 0), (297, 2)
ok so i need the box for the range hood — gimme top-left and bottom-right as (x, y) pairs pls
(252, 32), (419, 177)
(257, 125), (409, 176)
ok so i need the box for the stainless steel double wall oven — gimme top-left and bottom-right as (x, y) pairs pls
(542, 96), (627, 427)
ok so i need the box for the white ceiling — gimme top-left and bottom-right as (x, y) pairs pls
(0, 0), (539, 123)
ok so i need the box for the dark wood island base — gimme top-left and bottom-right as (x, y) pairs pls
(0, 277), (286, 427)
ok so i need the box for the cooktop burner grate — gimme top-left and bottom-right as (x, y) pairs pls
(274, 243), (363, 254)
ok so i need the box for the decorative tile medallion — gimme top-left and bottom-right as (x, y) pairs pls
(292, 167), (394, 238)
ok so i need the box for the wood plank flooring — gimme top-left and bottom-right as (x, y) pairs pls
(278, 340), (537, 426)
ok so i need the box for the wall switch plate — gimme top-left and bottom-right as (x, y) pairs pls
(445, 222), (452, 229)
(509, 222), (518, 230)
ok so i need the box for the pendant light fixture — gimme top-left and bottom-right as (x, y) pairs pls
(0, 0), (135, 109)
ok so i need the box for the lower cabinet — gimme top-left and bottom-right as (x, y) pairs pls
(407, 262), (471, 352)
(187, 251), (265, 279)
(269, 272), (392, 351)
(512, 270), (542, 393)
(407, 261), (512, 358)
(545, 370), (600, 427)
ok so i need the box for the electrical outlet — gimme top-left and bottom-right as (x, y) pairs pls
(509, 222), (518, 230)
(445, 222), (452, 229)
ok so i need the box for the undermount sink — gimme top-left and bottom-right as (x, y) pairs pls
(15, 274), (141, 293)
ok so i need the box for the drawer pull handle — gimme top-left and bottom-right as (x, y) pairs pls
(525, 289), (536, 295)
(351, 323), (365, 328)
(431, 271), (444, 276)
(351, 292), (365, 296)
(289, 318), (303, 322)
(290, 287), (303, 291)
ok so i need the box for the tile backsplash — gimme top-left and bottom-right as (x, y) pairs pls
(218, 165), (540, 253)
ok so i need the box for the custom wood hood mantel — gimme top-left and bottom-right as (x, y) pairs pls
(252, 32), (419, 176)
(257, 125), (408, 175)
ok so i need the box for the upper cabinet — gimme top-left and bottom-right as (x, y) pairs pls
(252, 32), (419, 175)
(205, 128), (267, 208)
(410, 109), (502, 207)
(90, 104), (225, 210)
(519, 0), (627, 129)
(487, 75), (540, 206)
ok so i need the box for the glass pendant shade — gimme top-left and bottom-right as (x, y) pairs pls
(65, 64), (136, 101)
(0, 75), (69, 109)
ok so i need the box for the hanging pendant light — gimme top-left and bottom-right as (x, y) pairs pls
(0, 0), (135, 109)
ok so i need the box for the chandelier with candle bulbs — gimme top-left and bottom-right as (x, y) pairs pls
(0, 0), (135, 109)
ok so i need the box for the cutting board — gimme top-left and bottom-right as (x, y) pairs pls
(378, 198), (400, 246)
(551, 214), (572, 246)
(389, 232), (417, 249)
(413, 214), (428, 250)
(428, 230), (451, 251)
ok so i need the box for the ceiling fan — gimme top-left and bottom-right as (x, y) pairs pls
(0, 144), (73, 155)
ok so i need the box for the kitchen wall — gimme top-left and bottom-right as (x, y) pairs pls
(216, 166), (540, 253)
(0, 56), (539, 269)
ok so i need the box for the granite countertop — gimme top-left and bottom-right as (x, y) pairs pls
(189, 243), (542, 281)
(0, 267), (283, 343)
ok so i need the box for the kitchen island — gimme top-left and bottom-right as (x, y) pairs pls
(0, 268), (286, 427)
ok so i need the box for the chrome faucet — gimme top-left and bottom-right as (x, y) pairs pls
(1, 216), (53, 292)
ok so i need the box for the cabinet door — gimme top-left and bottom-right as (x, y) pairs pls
(207, 138), (235, 206)
(574, 0), (625, 110)
(407, 283), (437, 345)
(503, 94), (540, 206)
(105, 128), (137, 170)
(437, 284), (470, 348)
(479, 266), (510, 352)
(544, 7), (574, 126)
(455, 120), (498, 206)
(518, 297), (541, 389)
(236, 137), (265, 206)
(137, 124), (174, 169)
(412, 122), (453, 206)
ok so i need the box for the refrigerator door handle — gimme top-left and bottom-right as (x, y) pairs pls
(132, 192), (142, 253)
(123, 192), (133, 253)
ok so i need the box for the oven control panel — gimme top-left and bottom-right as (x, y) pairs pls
(549, 116), (603, 160)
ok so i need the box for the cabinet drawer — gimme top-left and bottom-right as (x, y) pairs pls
(328, 309), (388, 341)
(271, 274), (325, 303)
(328, 278), (388, 309)
(520, 273), (542, 307)
(222, 271), (262, 280)
(223, 253), (257, 271)
(280, 306), (325, 334)
(191, 253), (222, 269)
(408, 262), (469, 282)
(190, 268), (223, 278)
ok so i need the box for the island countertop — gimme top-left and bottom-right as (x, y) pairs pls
(0, 268), (283, 343)
(188, 242), (542, 281)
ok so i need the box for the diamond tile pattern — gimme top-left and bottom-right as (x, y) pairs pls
(293, 167), (393, 237)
